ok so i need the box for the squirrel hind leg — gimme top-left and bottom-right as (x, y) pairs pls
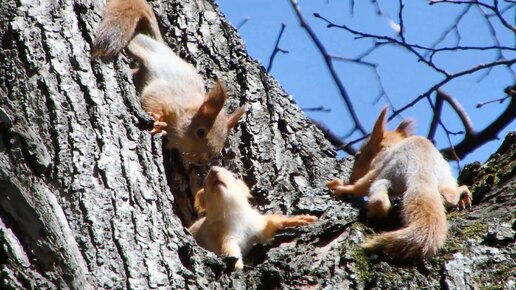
(366, 179), (392, 219)
(220, 240), (244, 270)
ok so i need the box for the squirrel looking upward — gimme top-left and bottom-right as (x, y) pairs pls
(189, 166), (317, 269)
(91, 0), (247, 165)
(327, 107), (472, 259)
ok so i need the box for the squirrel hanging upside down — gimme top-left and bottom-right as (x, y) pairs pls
(92, 0), (247, 165)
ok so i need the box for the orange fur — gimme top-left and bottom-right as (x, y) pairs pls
(327, 107), (472, 259)
(91, 0), (247, 165)
(91, 0), (162, 61)
(262, 214), (318, 240)
(189, 167), (317, 269)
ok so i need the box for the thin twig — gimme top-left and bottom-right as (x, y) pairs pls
(441, 91), (515, 160)
(477, 95), (511, 108)
(427, 94), (444, 143)
(388, 58), (516, 122)
(267, 24), (289, 73)
(289, 0), (367, 135)
(302, 106), (332, 112)
(430, 0), (516, 32)
(436, 89), (474, 135)
(236, 17), (250, 30)
(425, 4), (472, 59)
(312, 120), (357, 155)
(398, 0), (406, 42)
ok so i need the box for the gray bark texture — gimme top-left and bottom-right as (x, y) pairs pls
(0, 0), (514, 289)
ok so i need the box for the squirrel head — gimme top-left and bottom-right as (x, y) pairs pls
(194, 166), (252, 216)
(350, 107), (414, 183)
(173, 81), (247, 165)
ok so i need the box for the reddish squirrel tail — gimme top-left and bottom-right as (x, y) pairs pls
(362, 191), (447, 259)
(91, 0), (162, 61)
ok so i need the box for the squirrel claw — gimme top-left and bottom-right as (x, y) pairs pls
(335, 186), (354, 197)
(150, 121), (167, 135)
(457, 187), (473, 210)
(326, 178), (345, 190)
(297, 214), (318, 224)
(148, 112), (167, 135)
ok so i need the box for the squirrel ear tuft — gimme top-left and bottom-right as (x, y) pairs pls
(227, 104), (248, 129)
(194, 188), (206, 215)
(370, 106), (388, 143)
(199, 80), (227, 119)
(396, 119), (415, 137)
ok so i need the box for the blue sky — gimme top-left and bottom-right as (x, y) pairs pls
(217, 0), (515, 174)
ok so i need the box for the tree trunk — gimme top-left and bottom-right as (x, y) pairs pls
(0, 0), (513, 289)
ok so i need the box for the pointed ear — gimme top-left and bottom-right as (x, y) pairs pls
(370, 106), (388, 143)
(194, 189), (206, 215)
(227, 104), (248, 129)
(395, 119), (415, 137)
(198, 80), (227, 119)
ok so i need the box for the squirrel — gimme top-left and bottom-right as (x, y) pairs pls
(91, 0), (247, 165)
(326, 107), (472, 259)
(189, 166), (317, 269)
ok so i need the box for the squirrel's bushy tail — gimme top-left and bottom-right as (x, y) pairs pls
(92, 0), (162, 61)
(362, 190), (447, 259)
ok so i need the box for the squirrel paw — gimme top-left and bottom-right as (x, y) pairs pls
(326, 178), (345, 189)
(327, 178), (355, 197)
(150, 121), (167, 135)
(148, 112), (167, 135)
(294, 214), (318, 224)
(326, 178), (354, 197)
(280, 215), (318, 229)
(234, 259), (244, 270)
(457, 185), (473, 210)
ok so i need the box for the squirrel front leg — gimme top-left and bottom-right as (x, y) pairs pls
(326, 168), (377, 197)
(221, 239), (244, 270)
(439, 184), (472, 210)
(262, 214), (317, 241)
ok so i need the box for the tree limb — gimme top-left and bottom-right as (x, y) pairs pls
(441, 86), (516, 160)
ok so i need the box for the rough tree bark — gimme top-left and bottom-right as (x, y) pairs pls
(0, 0), (514, 289)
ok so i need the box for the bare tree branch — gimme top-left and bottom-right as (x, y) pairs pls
(428, 94), (445, 143)
(236, 17), (250, 29)
(302, 106), (332, 112)
(441, 86), (516, 160)
(289, 0), (367, 135)
(436, 89), (475, 135)
(398, 0), (406, 42)
(388, 58), (516, 123)
(430, 0), (516, 33)
(312, 120), (357, 155)
(330, 54), (390, 105)
(291, 1), (515, 164)
(424, 4), (472, 58)
(477, 95), (511, 107)
(267, 23), (289, 73)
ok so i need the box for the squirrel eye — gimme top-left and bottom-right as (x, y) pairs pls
(355, 152), (361, 159)
(196, 128), (206, 138)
